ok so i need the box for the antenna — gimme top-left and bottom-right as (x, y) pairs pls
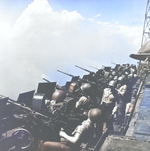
(141, 0), (150, 46)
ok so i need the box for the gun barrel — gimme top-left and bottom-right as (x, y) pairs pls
(89, 65), (100, 70)
(43, 78), (62, 90)
(8, 100), (48, 118)
(57, 70), (75, 78)
(43, 78), (51, 83)
(111, 62), (118, 65)
(102, 65), (105, 67)
(75, 65), (92, 73)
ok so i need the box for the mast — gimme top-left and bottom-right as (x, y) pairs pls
(141, 0), (150, 46)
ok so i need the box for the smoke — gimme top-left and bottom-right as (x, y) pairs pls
(0, 0), (142, 99)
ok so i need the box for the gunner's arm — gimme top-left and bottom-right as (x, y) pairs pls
(59, 131), (80, 144)
(115, 85), (127, 96)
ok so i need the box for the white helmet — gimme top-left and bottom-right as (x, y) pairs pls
(118, 76), (124, 81)
(108, 80), (116, 87)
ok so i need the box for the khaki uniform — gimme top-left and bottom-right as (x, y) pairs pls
(117, 84), (127, 124)
(61, 118), (94, 151)
(41, 119), (95, 151)
(118, 85), (127, 96)
(75, 96), (89, 108)
(101, 88), (115, 104)
(100, 88), (116, 129)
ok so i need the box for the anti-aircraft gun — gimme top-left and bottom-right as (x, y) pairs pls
(74, 65), (104, 96)
(75, 65), (99, 82)
(32, 79), (80, 120)
(57, 69), (98, 92)
(89, 65), (112, 84)
(57, 69), (103, 108)
(57, 69), (100, 94)
(0, 89), (87, 151)
(89, 65), (104, 78)
(111, 62), (120, 67)
(43, 76), (78, 100)
(42, 78), (65, 91)
(0, 98), (69, 150)
(42, 77), (88, 127)
(56, 70), (80, 94)
(89, 65), (112, 89)
(0, 74), (92, 150)
(75, 65), (111, 85)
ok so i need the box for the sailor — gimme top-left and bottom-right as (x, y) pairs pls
(49, 90), (66, 112)
(115, 76), (127, 125)
(108, 70), (117, 81)
(75, 83), (98, 115)
(130, 64), (137, 75)
(125, 73), (135, 103)
(40, 108), (103, 151)
(100, 80), (118, 129)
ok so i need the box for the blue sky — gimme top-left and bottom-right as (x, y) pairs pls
(0, 0), (146, 25)
(0, 0), (146, 31)
(50, 0), (146, 25)
(0, 0), (147, 99)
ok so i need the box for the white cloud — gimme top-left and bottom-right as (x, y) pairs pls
(0, 0), (142, 99)
(94, 14), (101, 18)
(86, 18), (94, 21)
(97, 21), (110, 24)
